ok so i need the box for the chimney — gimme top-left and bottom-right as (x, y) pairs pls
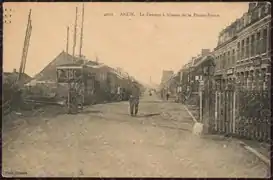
(201, 49), (210, 56)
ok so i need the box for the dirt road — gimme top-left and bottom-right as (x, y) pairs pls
(2, 93), (269, 177)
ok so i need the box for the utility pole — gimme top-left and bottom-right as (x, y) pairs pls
(66, 26), (69, 54)
(79, 3), (85, 58)
(18, 9), (32, 82)
(72, 7), (78, 61)
(95, 53), (99, 63)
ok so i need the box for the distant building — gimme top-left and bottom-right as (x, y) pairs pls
(3, 68), (32, 85)
(178, 49), (212, 93)
(161, 70), (174, 85)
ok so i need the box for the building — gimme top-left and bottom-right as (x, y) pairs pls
(3, 69), (32, 105)
(213, 2), (271, 91)
(165, 73), (180, 94)
(160, 70), (174, 85)
(3, 69), (32, 85)
(179, 49), (213, 93)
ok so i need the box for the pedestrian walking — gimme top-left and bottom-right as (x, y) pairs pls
(117, 86), (121, 101)
(129, 81), (140, 116)
(166, 91), (170, 101)
(67, 87), (78, 114)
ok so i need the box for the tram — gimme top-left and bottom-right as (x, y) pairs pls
(56, 63), (96, 113)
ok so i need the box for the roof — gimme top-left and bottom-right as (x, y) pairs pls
(3, 72), (32, 84)
(86, 64), (108, 69)
(193, 54), (215, 68)
(34, 51), (99, 81)
(109, 69), (126, 79)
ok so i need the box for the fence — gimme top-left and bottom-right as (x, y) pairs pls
(207, 89), (271, 143)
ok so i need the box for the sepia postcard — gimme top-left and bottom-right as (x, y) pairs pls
(2, 1), (271, 178)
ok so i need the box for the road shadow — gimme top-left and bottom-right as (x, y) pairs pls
(80, 110), (102, 114)
(137, 113), (161, 117)
(140, 100), (163, 104)
(155, 124), (192, 132)
(201, 134), (233, 142)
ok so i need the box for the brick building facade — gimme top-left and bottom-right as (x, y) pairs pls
(213, 2), (271, 91)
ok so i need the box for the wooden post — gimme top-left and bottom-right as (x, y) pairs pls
(199, 90), (202, 123)
(18, 9), (32, 82)
(219, 91), (222, 132)
(233, 90), (236, 134)
(67, 82), (71, 113)
(72, 7), (78, 61)
(215, 91), (218, 131)
(207, 74), (211, 132)
(79, 3), (85, 57)
(66, 26), (69, 54)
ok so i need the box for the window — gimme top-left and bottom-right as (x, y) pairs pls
(215, 56), (218, 70)
(216, 56), (219, 69)
(262, 28), (267, 53)
(248, 13), (252, 24)
(253, 10), (258, 21)
(248, 14), (252, 24)
(258, 8), (261, 18)
(219, 56), (221, 70)
(256, 31), (261, 54)
(223, 53), (226, 69)
(243, 15), (247, 27)
(265, 3), (269, 14)
(227, 51), (230, 67)
(218, 55), (222, 69)
(237, 42), (241, 61)
(251, 34), (255, 56)
(269, 27), (271, 52)
(261, 5), (265, 17)
(232, 49), (235, 65)
(218, 56), (221, 69)
(241, 39), (245, 59)
(246, 37), (250, 57)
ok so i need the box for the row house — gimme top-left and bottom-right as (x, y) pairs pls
(236, 2), (271, 91)
(180, 49), (212, 93)
(213, 2), (271, 91)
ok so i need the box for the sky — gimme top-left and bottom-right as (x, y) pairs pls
(3, 2), (249, 85)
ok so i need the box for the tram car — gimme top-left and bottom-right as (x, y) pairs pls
(56, 62), (139, 113)
(56, 63), (97, 108)
(56, 63), (128, 106)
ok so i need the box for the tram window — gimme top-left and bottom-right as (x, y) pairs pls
(74, 70), (82, 79)
(57, 69), (66, 80)
(66, 69), (74, 79)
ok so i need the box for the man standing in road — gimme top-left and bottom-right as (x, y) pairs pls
(117, 85), (121, 101)
(129, 81), (140, 116)
(166, 90), (170, 101)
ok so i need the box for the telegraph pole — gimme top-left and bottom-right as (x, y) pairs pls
(79, 3), (85, 58)
(18, 9), (32, 82)
(72, 7), (78, 61)
(66, 26), (69, 54)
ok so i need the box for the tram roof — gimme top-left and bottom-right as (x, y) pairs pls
(56, 64), (83, 69)
(110, 69), (127, 79)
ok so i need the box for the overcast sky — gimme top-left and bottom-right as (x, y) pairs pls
(3, 2), (249, 84)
